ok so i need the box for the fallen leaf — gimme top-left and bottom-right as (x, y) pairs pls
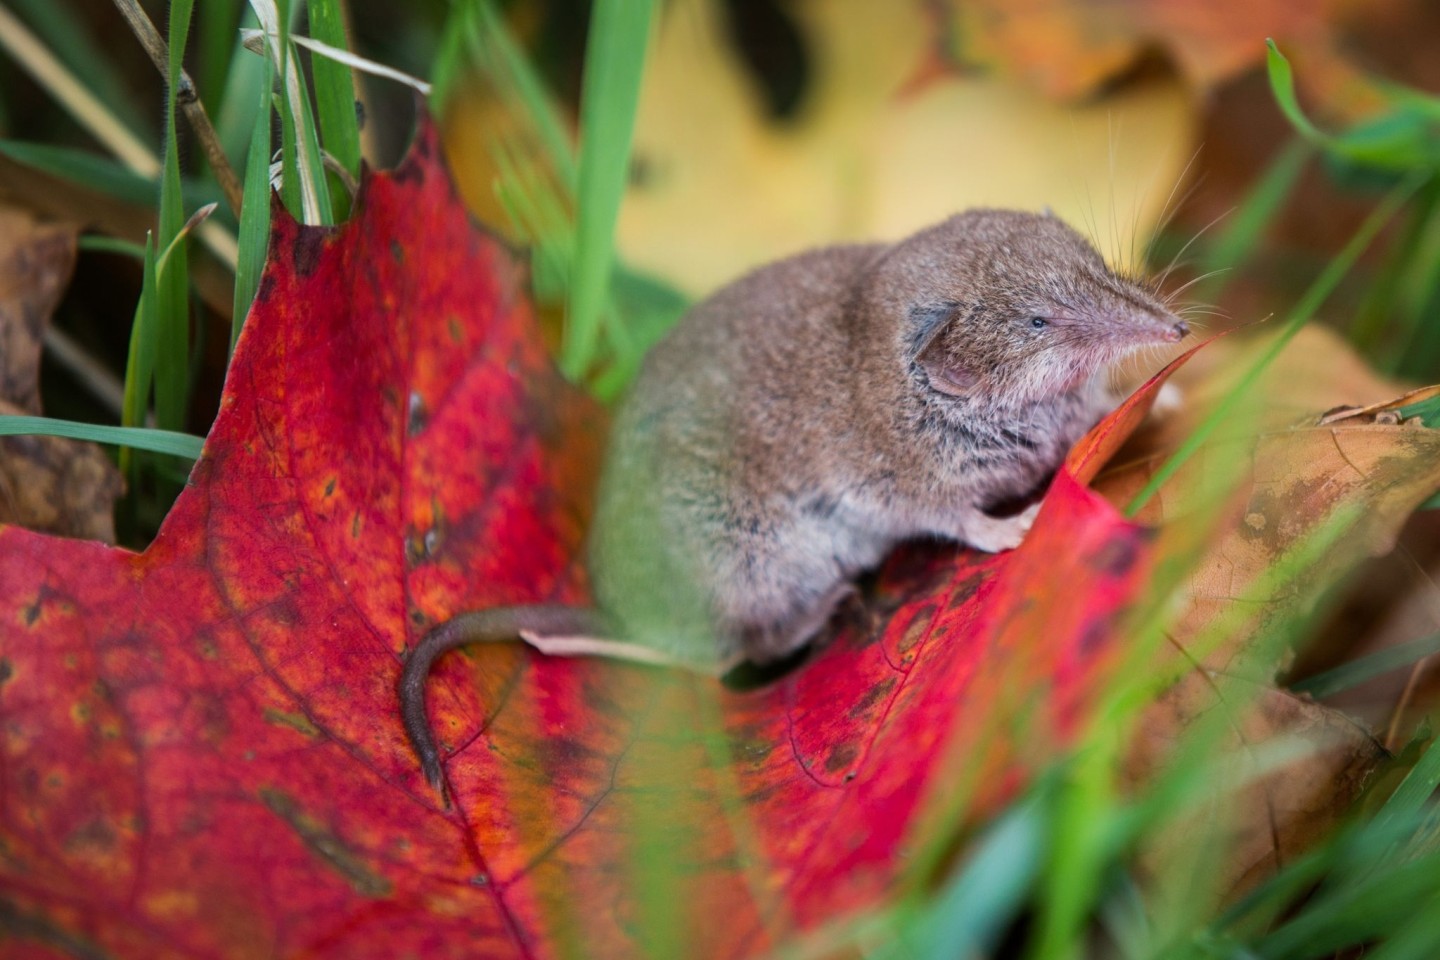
(0, 208), (74, 412)
(0, 206), (121, 541)
(1101, 329), (1440, 678)
(1099, 326), (1440, 892)
(446, 0), (1195, 298)
(0, 154), (235, 320)
(1128, 677), (1385, 900)
(953, 0), (1402, 104)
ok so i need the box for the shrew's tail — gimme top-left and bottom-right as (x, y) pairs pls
(398, 606), (601, 802)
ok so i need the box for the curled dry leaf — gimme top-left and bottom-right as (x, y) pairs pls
(1102, 325), (1440, 677)
(1099, 325), (1440, 892)
(0, 206), (121, 541)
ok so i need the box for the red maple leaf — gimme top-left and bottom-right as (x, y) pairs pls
(0, 118), (1174, 958)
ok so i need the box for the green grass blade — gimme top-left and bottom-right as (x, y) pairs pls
(1362, 916), (1440, 960)
(1125, 175), (1424, 515)
(1193, 138), (1312, 303)
(429, 2), (468, 114)
(307, 0), (361, 178)
(234, 58), (275, 350)
(472, 0), (578, 189)
(79, 235), (147, 259)
(1291, 631), (1440, 698)
(121, 233), (160, 473)
(154, 0), (197, 433)
(1266, 40), (1331, 148)
(0, 415), (203, 461)
(916, 791), (1048, 958)
(253, 0), (330, 225)
(1255, 852), (1440, 958)
(1267, 39), (1439, 173)
(217, 7), (264, 166)
(1373, 735), (1440, 832)
(1399, 394), (1440, 425)
(289, 57), (334, 225)
(0, 140), (227, 217)
(0, 140), (157, 205)
(277, 86), (303, 216)
(1348, 182), (1440, 356)
(196, 0), (241, 116)
(562, 0), (656, 379)
(6, 0), (149, 136)
(0, 3), (159, 178)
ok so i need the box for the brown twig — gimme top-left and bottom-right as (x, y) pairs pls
(110, 0), (245, 219)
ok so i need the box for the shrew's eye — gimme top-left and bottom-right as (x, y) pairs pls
(1030, 316), (1047, 329)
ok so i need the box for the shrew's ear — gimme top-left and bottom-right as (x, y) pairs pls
(912, 302), (979, 397)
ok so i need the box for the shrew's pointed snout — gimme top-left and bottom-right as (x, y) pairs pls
(1169, 320), (1189, 342)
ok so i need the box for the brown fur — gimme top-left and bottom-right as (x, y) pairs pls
(589, 209), (1186, 665)
(401, 209), (1187, 795)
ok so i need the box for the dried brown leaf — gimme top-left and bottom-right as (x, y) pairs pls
(0, 206), (121, 540)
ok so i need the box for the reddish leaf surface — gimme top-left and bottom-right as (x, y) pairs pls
(0, 120), (1170, 958)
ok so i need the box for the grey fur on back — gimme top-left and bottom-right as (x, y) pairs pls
(588, 209), (1183, 667)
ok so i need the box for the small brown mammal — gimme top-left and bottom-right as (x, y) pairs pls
(400, 209), (1187, 792)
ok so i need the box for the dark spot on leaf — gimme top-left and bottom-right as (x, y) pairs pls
(0, 900), (113, 960)
(946, 572), (986, 611)
(545, 736), (604, 772)
(390, 239), (405, 264)
(894, 602), (938, 660)
(269, 596), (303, 628)
(324, 477), (336, 497)
(65, 817), (117, 855)
(1079, 617), (1110, 658)
(1088, 537), (1139, 577)
(448, 315), (464, 343)
(263, 708), (321, 738)
(22, 597), (40, 626)
(824, 740), (858, 775)
(0, 658), (11, 685)
(260, 787), (392, 897)
(92, 677), (116, 707)
(290, 231), (324, 277)
(351, 513), (362, 539)
(193, 630), (218, 660)
(743, 779), (785, 805)
(471, 873), (489, 886)
(849, 675), (897, 719)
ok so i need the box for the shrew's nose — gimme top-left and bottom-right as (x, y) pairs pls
(1169, 320), (1190, 342)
